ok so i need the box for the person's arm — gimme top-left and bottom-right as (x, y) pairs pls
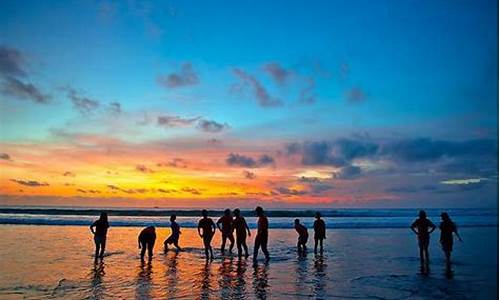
(428, 221), (436, 234)
(90, 221), (96, 234)
(244, 219), (251, 236)
(454, 225), (463, 242)
(410, 221), (418, 235)
(211, 220), (216, 234)
(216, 218), (222, 231)
(197, 223), (202, 237)
(138, 234), (142, 249)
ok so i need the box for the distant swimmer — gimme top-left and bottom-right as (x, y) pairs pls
(410, 210), (436, 263)
(232, 208), (251, 259)
(313, 212), (326, 255)
(90, 212), (109, 259)
(198, 209), (216, 260)
(294, 219), (308, 255)
(138, 226), (156, 261)
(217, 208), (235, 254)
(164, 214), (182, 252)
(253, 206), (270, 262)
(439, 212), (463, 263)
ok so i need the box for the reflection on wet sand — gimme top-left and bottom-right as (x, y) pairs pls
(164, 251), (179, 298)
(217, 256), (248, 299)
(198, 261), (212, 299)
(252, 262), (269, 300)
(313, 255), (327, 298)
(90, 259), (105, 299)
(445, 262), (454, 279)
(136, 260), (153, 299)
(295, 255), (309, 297)
(419, 261), (430, 277)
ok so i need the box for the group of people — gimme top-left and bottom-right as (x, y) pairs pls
(90, 207), (462, 265)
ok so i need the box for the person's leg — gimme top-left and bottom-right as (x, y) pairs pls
(418, 245), (424, 263)
(228, 234), (235, 253)
(94, 240), (100, 259)
(236, 236), (243, 258)
(99, 239), (106, 258)
(242, 239), (249, 258)
(174, 240), (182, 251)
(140, 242), (147, 260)
(319, 239), (323, 254)
(297, 240), (301, 253)
(209, 245), (214, 259)
(164, 240), (169, 253)
(148, 241), (155, 259)
(221, 234), (227, 253)
(253, 236), (261, 261)
(203, 239), (210, 259)
(314, 238), (318, 254)
(262, 236), (270, 260)
(424, 245), (429, 262)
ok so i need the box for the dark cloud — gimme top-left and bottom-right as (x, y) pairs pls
(63, 171), (75, 177)
(106, 184), (148, 194)
(386, 185), (438, 193)
(0, 153), (11, 160)
(263, 62), (291, 85)
(196, 119), (229, 133)
(286, 139), (378, 167)
(10, 179), (49, 187)
(158, 158), (187, 168)
(136, 164), (154, 173)
(157, 115), (201, 127)
(1, 76), (49, 103)
(275, 187), (308, 195)
(299, 78), (316, 104)
(207, 138), (222, 146)
(109, 102), (122, 114)
(181, 187), (202, 195)
(66, 88), (100, 114)
(226, 153), (257, 167)
(157, 63), (199, 88)
(243, 170), (256, 179)
(333, 165), (362, 180)
(310, 183), (334, 193)
(346, 87), (366, 103)
(232, 68), (283, 107)
(77, 189), (101, 194)
(0, 46), (26, 77)
(298, 176), (320, 183)
(226, 153), (275, 168)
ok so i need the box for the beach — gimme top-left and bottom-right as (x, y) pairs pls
(0, 224), (497, 299)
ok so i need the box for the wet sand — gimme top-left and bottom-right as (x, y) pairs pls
(0, 225), (497, 299)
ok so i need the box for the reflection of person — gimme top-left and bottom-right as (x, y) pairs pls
(232, 208), (251, 259)
(294, 219), (308, 255)
(90, 212), (109, 259)
(164, 215), (182, 252)
(439, 212), (462, 263)
(198, 209), (216, 260)
(138, 226), (156, 261)
(253, 206), (270, 262)
(217, 209), (235, 254)
(313, 212), (326, 255)
(410, 210), (436, 263)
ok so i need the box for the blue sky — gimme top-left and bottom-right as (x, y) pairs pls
(0, 0), (498, 208)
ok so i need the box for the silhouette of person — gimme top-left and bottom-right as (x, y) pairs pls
(217, 208), (235, 254)
(410, 210), (436, 263)
(164, 214), (182, 252)
(232, 208), (251, 259)
(313, 212), (326, 255)
(439, 212), (462, 263)
(138, 226), (156, 261)
(253, 206), (270, 262)
(90, 212), (109, 259)
(198, 209), (216, 260)
(294, 219), (308, 255)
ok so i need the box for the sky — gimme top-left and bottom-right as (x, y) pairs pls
(0, 0), (498, 208)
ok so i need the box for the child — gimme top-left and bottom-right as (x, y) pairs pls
(232, 208), (251, 259)
(313, 212), (326, 254)
(198, 209), (216, 260)
(138, 226), (156, 261)
(439, 212), (462, 263)
(217, 209), (235, 254)
(90, 212), (109, 259)
(164, 214), (182, 252)
(410, 210), (436, 263)
(294, 219), (308, 255)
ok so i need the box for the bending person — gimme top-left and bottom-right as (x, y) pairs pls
(138, 226), (156, 261)
(164, 214), (182, 252)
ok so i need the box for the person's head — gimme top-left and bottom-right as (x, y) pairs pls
(233, 208), (240, 217)
(202, 209), (208, 217)
(315, 212), (321, 219)
(100, 212), (108, 222)
(419, 210), (427, 219)
(255, 206), (264, 216)
(441, 212), (450, 222)
(224, 208), (231, 217)
(294, 218), (300, 225)
(170, 214), (176, 222)
(148, 226), (155, 232)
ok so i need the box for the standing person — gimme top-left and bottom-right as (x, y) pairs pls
(198, 209), (216, 260)
(410, 210), (436, 263)
(138, 226), (156, 261)
(313, 212), (326, 255)
(217, 209), (235, 254)
(253, 206), (270, 262)
(164, 214), (182, 252)
(90, 212), (109, 259)
(294, 219), (308, 255)
(232, 208), (251, 259)
(439, 212), (463, 263)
